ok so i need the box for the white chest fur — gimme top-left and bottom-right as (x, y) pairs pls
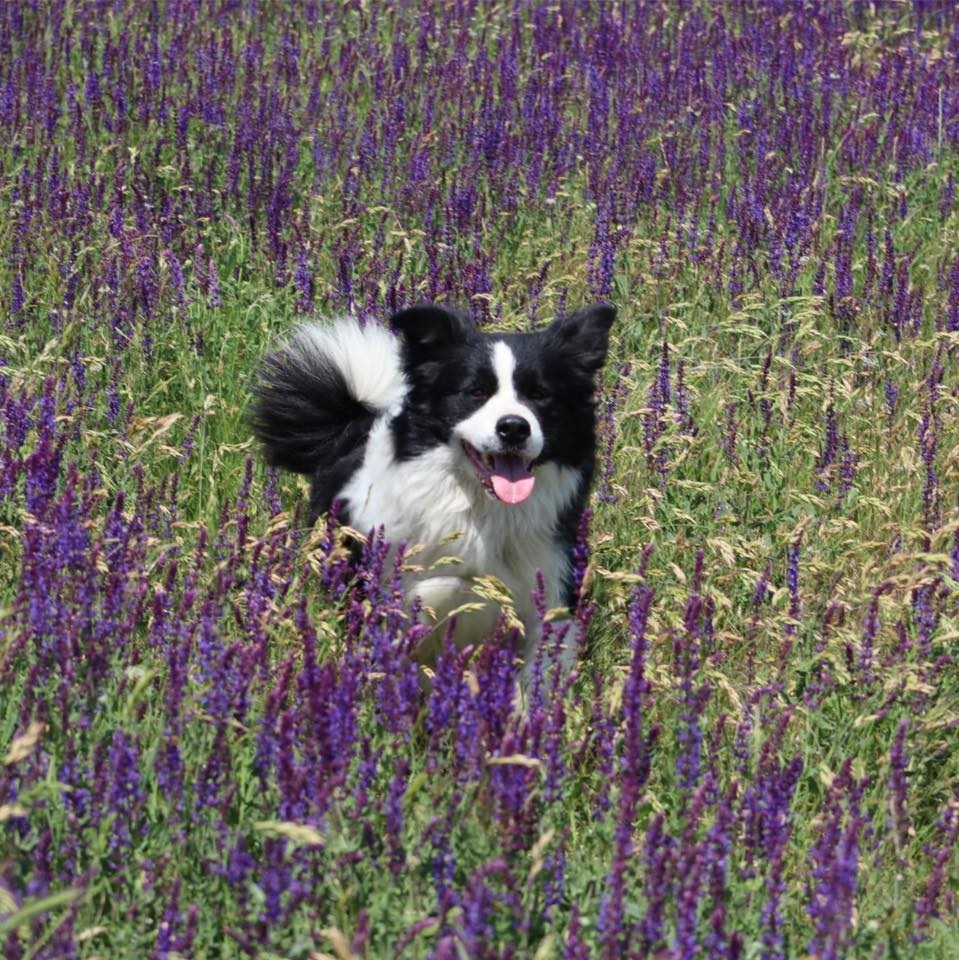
(338, 418), (582, 661)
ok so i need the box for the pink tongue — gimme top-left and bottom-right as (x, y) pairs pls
(490, 454), (535, 504)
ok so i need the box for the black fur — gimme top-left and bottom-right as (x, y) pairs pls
(390, 306), (495, 461)
(250, 339), (375, 522)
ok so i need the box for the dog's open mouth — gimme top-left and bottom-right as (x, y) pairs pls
(462, 442), (536, 505)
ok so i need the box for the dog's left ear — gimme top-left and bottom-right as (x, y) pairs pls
(547, 304), (615, 373)
(390, 303), (474, 351)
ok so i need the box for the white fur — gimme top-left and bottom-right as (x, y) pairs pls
(292, 319), (407, 413)
(455, 341), (544, 462)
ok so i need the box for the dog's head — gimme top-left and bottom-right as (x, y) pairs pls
(390, 303), (615, 504)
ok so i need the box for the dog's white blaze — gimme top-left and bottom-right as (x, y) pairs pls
(454, 341), (544, 459)
(491, 340), (517, 399)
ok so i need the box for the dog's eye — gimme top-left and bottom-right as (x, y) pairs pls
(524, 385), (550, 402)
(469, 386), (492, 400)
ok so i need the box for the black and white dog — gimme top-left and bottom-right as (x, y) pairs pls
(252, 303), (614, 679)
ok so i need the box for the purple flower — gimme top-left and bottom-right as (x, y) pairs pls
(675, 561), (711, 792)
(723, 402), (739, 464)
(294, 246), (314, 313)
(814, 396), (838, 492)
(674, 357), (695, 435)
(564, 905), (590, 960)
(164, 249), (187, 306)
(385, 758), (410, 875)
(638, 813), (675, 954)
(805, 760), (869, 960)
(598, 580), (659, 957)
(946, 255), (959, 332)
(914, 803), (959, 941)
(785, 536), (801, 636)
(106, 730), (146, 853)
(887, 719), (910, 852)
(11, 272), (24, 315)
(596, 364), (631, 503)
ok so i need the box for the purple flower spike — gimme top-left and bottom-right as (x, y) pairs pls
(887, 719), (910, 852)
(805, 760), (870, 960)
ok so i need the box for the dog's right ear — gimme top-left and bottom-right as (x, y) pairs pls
(390, 304), (473, 350)
(546, 304), (615, 374)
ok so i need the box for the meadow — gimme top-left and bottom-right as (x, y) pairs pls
(1, 1), (959, 957)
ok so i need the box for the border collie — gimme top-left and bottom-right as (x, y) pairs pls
(252, 303), (614, 681)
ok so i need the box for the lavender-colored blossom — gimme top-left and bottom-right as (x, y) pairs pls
(674, 357), (696, 435)
(805, 760), (869, 960)
(887, 719), (910, 853)
(946, 255), (959, 332)
(294, 246), (314, 313)
(814, 396), (838, 492)
(723, 401), (739, 464)
(106, 730), (145, 853)
(703, 783), (740, 958)
(384, 758), (410, 875)
(11, 272), (24, 316)
(785, 537), (801, 636)
(164, 248), (187, 306)
(598, 580), (659, 957)
(658, 338), (671, 408)
(675, 559), (711, 792)
(638, 812), (676, 954)
(913, 803), (959, 942)
(564, 905), (590, 960)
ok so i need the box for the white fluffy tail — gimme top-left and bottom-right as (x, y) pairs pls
(251, 317), (406, 476)
(291, 318), (406, 413)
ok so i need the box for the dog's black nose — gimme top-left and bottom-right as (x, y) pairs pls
(496, 415), (531, 445)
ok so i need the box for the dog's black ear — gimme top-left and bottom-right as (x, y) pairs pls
(547, 304), (615, 373)
(390, 303), (473, 350)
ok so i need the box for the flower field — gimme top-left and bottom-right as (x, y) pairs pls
(2, 1), (959, 956)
